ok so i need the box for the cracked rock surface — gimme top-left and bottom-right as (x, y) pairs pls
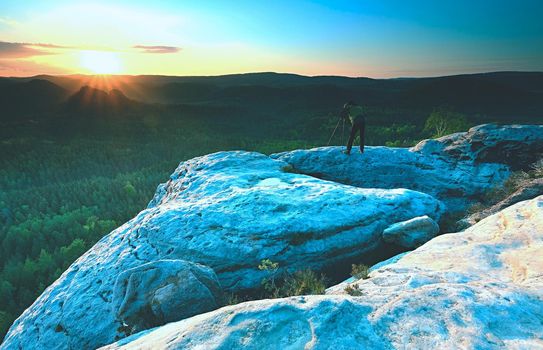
(273, 124), (543, 213)
(3, 124), (542, 350)
(1, 151), (441, 350)
(102, 196), (543, 350)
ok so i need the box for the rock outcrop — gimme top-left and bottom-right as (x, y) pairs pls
(273, 124), (543, 213)
(101, 196), (543, 350)
(459, 177), (543, 229)
(412, 124), (543, 169)
(112, 259), (223, 335)
(382, 215), (439, 248)
(1, 151), (441, 350)
(3, 124), (542, 350)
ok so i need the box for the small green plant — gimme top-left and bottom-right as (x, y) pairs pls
(344, 284), (363, 296)
(280, 269), (327, 296)
(258, 259), (280, 297)
(258, 259), (279, 271)
(351, 264), (370, 280)
(258, 259), (327, 298)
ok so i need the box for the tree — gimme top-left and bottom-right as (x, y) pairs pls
(424, 108), (471, 138)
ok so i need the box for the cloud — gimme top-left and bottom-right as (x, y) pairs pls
(133, 45), (181, 54)
(25, 42), (72, 49)
(0, 41), (70, 59)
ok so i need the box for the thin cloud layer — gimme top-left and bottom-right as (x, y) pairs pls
(0, 41), (71, 58)
(0, 41), (51, 58)
(133, 45), (181, 54)
(25, 42), (71, 49)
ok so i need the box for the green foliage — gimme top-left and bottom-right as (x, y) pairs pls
(344, 284), (363, 296)
(123, 182), (137, 197)
(424, 108), (471, 138)
(351, 264), (370, 280)
(258, 259), (279, 271)
(258, 259), (280, 297)
(280, 270), (327, 296)
(0, 311), (13, 339)
(258, 260), (326, 298)
(0, 105), (506, 340)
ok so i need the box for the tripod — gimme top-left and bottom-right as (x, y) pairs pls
(327, 117), (346, 146)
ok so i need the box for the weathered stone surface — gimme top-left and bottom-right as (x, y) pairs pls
(273, 124), (543, 213)
(459, 177), (543, 229)
(382, 215), (440, 248)
(101, 196), (543, 350)
(413, 123), (543, 169)
(112, 259), (223, 335)
(1, 151), (441, 350)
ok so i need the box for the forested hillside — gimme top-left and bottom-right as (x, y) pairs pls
(1, 71), (542, 339)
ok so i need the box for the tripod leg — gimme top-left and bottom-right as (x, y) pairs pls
(342, 118), (345, 145)
(327, 118), (342, 146)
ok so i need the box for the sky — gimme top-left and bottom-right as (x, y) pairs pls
(0, 0), (542, 78)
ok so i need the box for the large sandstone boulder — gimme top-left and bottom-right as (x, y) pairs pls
(1, 151), (441, 350)
(381, 215), (439, 248)
(112, 259), (223, 335)
(101, 196), (543, 350)
(413, 123), (543, 169)
(273, 124), (543, 213)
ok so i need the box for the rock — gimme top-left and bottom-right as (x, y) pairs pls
(382, 215), (439, 248)
(112, 259), (223, 335)
(459, 178), (543, 229)
(101, 196), (543, 349)
(1, 151), (442, 350)
(413, 124), (543, 169)
(325, 251), (411, 294)
(273, 124), (543, 213)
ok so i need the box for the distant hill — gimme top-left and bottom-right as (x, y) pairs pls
(0, 78), (68, 121)
(3, 71), (543, 123)
(63, 86), (139, 116)
(397, 73), (543, 116)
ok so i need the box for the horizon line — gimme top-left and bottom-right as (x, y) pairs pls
(2, 70), (543, 81)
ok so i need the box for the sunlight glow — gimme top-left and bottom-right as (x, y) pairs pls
(79, 50), (122, 74)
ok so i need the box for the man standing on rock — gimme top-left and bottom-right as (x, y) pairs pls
(341, 101), (365, 155)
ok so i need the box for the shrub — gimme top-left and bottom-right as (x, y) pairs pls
(258, 259), (279, 271)
(258, 259), (280, 297)
(351, 264), (370, 280)
(344, 284), (363, 296)
(258, 259), (327, 298)
(280, 269), (326, 296)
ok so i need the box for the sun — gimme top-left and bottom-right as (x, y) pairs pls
(80, 50), (122, 74)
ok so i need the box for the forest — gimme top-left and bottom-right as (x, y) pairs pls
(1, 71), (542, 339)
